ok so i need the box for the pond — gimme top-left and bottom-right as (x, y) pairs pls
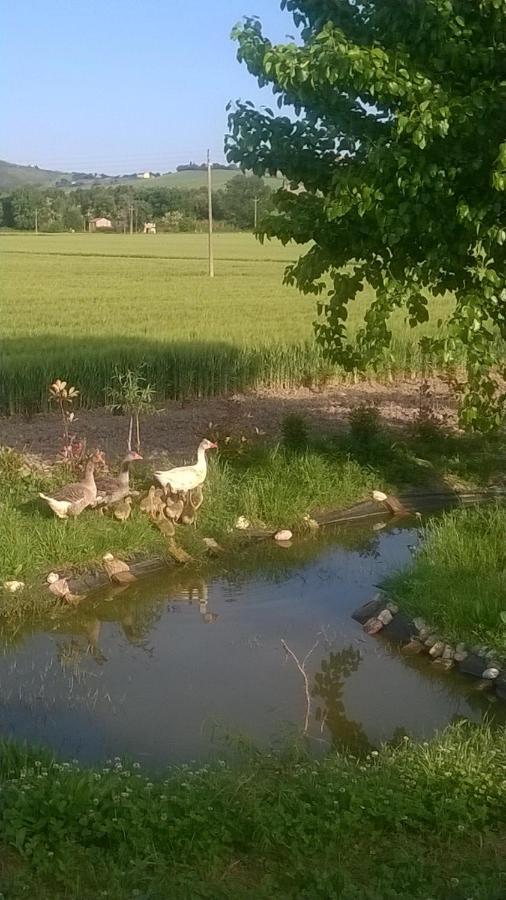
(0, 517), (503, 766)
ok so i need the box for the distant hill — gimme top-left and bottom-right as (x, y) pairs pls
(0, 160), (282, 191)
(0, 160), (70, 188)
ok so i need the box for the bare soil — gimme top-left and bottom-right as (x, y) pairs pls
(0, 378), (456, 464)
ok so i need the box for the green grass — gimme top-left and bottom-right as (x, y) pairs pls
(1, 232), (454, 414)
(0, 439), (377, 617)
(1, 723), (505, 899)
(385, 505), (506, 655)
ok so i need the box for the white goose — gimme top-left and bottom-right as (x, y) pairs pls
(154, 439), (217, 495)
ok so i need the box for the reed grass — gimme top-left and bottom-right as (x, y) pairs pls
(0, 232), (459, 414)
(385, 505), (506, 653)
(1, 722), (504, 899)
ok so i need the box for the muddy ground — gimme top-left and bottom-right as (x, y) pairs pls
(0, 378), (456, 464)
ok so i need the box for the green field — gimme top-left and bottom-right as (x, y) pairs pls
(2, 232), (446, 414)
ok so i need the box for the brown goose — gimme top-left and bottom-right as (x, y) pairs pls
(39, 460), (97, 519)
(95, 451), (142, 505)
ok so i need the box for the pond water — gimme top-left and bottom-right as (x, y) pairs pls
(0, 518), (503, 765)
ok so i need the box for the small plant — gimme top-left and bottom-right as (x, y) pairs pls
(48, 379), (84, 464)
(348, 404), (381, 448)
(106, 367), (156, 453)
(281, 414), (309, 453)
(411, 378), (447, 440)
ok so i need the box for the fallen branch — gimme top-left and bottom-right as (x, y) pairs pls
(281, 638), (319, 735)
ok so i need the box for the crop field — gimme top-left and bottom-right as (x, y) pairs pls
(1, 232), (451, 414)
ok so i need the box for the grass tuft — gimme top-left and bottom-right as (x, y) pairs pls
(385, 505), (506, 654)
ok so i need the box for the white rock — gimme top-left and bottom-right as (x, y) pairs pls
(482, 667), (500, 680)
(235, 516), (250, 530)
(3, 580), (25, 593)
(454, 650), (468, 663)
(377, 608), (393, 625)
(386, 601), (399, 615)
(46, 572), (60, 584)
(372, 490), (388, 503)
(429, 640), (445, 658)
(413, 617), (427, 632)
(275, 529), (293, 542)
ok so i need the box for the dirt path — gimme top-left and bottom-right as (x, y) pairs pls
(0, 378), (456, 464)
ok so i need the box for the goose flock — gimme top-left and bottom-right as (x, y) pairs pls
(39, 439), (217, 520)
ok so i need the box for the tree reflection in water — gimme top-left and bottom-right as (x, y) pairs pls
(311, 645), (371, 753)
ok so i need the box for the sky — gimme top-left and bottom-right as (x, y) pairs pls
(1, 0), (293, 174)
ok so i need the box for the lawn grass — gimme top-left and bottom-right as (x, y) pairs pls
(0, 232), (455, 414)
(1, 723), (504, 899)
(385, 505), (506, 655)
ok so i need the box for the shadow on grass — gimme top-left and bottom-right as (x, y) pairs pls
(0, 334), (326, 415)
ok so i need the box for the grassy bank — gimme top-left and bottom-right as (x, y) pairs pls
(0, 232), (456, 414)
(386, 505), (506, 655)
(1, 723), (505, 899)
(0, 440), (377, 607)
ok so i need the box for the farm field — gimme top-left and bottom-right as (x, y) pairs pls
(2, 232), (450, 414)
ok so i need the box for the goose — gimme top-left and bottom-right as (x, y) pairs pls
(95, 451), (142, 505)
(39, 460), (97, 519)
(154, 439), (217, 495)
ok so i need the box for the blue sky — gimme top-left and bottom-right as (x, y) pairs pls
(2, 0), (292, 173)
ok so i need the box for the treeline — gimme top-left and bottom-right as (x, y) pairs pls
(0, 175), (274, 233)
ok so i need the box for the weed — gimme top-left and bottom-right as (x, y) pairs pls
(0, 723), (504, 898)
(281, 414), (309, 452)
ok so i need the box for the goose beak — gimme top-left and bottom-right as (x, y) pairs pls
(209, 442), (218, 449)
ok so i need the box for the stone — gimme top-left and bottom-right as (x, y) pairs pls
(3, 580), (25, 593)
(46, 572), (60, 584)
(401, 639), (425, 655)
(363, 617), (384, 635)
(474, 679), (494, 692)
(424, 634), (440, 649)
(429, 640), (445, 659)
(482, 667), (500, 680)
(202, 537), (224, 555)
(413, 617), (427, 632)
(386, 601), (399, 615)
(377, 608), (393, 626)
(458, 653), (487, 678)
(432, 657), (454, 671)
(382, 612), (414, 642)
(485, 649), (499, 661)
(351, 593), (386, 625)
(417, 626), (431, 641)
(275, 540), (293, 549)
(455, 642), (467, 654)
(275, 529), (293, 542)
(235, 516), (250, 530)
(494, 676), (506, 701)
(442, 645), (454, 661)
(454, 650), (468, 663)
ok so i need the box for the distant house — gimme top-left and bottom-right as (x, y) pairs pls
(89, 216), (113, 231)
(138, 171), (151, 179)
(143, 222), (156, 234)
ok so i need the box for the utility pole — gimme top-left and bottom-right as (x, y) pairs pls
(129, 204), (134, 235)
(35, 208), (38, 234)
(253, 197), (259, 230)
(207, 148), (214, 278)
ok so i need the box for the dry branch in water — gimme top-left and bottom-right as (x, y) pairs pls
(281, 638), (319, 735)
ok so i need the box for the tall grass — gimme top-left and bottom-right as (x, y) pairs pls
(385, 505), (506, 653)
(1, 723), (505, 899)
(0, 232), (460, 414)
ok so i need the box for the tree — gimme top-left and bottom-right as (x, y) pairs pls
(9, 188), (39, 230)
(227, 2), (506, 428)
(222, 174), (273, 229)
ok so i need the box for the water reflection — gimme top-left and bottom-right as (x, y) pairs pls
(0, 520), (504, 764)
(312, 646), (370, 753)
